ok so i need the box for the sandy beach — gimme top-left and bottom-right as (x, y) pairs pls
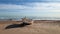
(0, 20), (60, 34)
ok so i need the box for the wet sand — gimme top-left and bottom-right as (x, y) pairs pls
(0, 20), (60, 34)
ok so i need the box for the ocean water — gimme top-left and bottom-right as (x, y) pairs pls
(0, 9), (60, 20)
(0, 16), (60, 21)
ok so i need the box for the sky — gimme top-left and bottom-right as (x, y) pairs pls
(0, 0), (60, 17)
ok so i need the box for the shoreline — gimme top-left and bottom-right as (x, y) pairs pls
(0, 20), (60, 24)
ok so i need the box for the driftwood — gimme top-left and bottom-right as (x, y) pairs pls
(21, 17), (34, 25)
(5, 22), (31, 29)
(5, 17), (34, 29)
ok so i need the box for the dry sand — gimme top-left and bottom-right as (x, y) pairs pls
(0, 20), (60, 34)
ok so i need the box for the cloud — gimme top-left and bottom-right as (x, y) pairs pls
(0, 2), (60, 17)
(0, 2), (60, 12)
(24, 3), (60, 12)
(0, 4), (31, 9)
(26, 3), (60, 9)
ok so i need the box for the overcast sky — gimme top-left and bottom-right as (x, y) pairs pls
(0, 0), (60, 17)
